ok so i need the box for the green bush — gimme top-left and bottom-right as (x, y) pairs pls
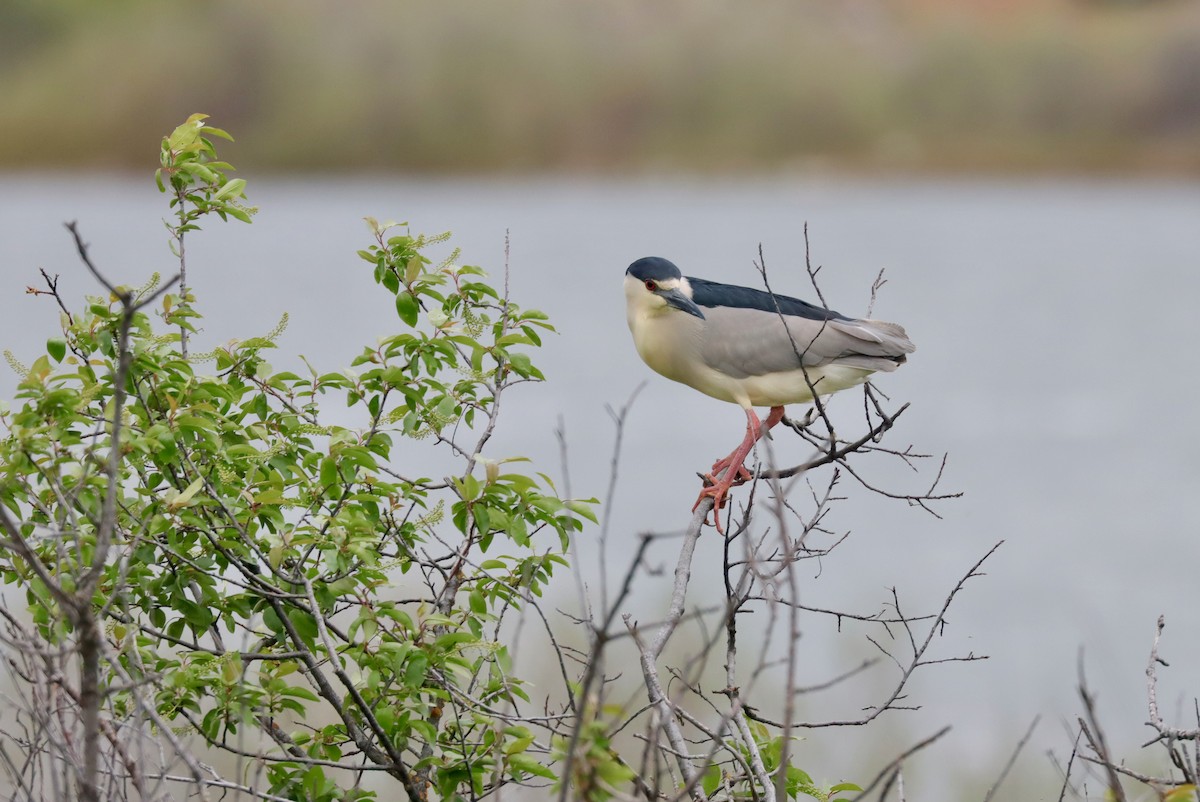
(0, 114), (592, 801)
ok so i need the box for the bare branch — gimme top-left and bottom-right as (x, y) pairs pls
(1077, 656), (1129, 802)
(850, 726), (951, 800)
(983, 715), (1040, 802)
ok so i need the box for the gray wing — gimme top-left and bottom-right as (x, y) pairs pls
(698, 305), (915, 380)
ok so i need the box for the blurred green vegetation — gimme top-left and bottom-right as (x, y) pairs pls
(2, 0), (1198, 174)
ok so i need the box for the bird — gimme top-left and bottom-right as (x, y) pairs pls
(623, 256), (915, 531)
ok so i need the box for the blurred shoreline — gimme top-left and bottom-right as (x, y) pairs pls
(3, 0), (1199, 175)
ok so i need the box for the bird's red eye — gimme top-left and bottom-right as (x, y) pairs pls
(644, 280), (657, 291)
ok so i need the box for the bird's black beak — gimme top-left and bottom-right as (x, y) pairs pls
(660, 287), (705, 319)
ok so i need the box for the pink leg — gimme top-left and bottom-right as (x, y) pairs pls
(708, 406), (785, 480)
(694, 406), (785, 532)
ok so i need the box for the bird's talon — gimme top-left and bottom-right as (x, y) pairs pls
(693, 486), (730, 533)
(708, 461), (752, 486)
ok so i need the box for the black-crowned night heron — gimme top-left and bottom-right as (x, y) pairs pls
(624, 256), (915, 529)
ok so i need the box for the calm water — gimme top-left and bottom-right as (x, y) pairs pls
(2, 174), (1199, 799)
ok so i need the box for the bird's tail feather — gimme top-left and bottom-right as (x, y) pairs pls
(832, 318), (916, 357)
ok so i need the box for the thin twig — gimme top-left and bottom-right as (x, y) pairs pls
(851, 726), (951, 800)
(983, 715), (1040, 802)
(1077, 656), (1129, 802)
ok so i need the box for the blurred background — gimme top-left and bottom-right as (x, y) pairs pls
(2, 1), (1200, 800)
(3, 0), (1200, 175)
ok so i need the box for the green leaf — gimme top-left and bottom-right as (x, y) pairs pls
(168, 476), (205, 510)
(26, 355), (51, 382)
(253, 488), (286, 505)
(410, 718), (437, 745)
(433, 631), (477, 651)
(504, 734), (534, 755)
(508, 754), (556, 780)
(395, 291), (418, 326)
(403, 257), (421, 285)
(221, 658), (242, 683)
(473, 504), (491, 534)
(404, 652), (428, 687)
(280, 686), (320, 702)
(287, 610), (319, 649)
(226, 207), (253, 224)
(46, 338), (66, 363)
(506, 351), (542, 379)
(177, 598), (214, 630)
(213, 178), (246, 200)
(166, 113), (209, 151)
(382, 269), (400, 295)
(596, 762), (635, 791)
(702, 765), (722, 796)
(455, 475), (480, 502)
(319, 457), (339, 487)
(469, 589), (487, 615)
(565, 499), (599, 524)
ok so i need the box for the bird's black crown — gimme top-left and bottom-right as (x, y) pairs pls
(627, 257), (682, 282)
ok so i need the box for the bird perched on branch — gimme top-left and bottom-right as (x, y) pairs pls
(623, 256), (915, 531)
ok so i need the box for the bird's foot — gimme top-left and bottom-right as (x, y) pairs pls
(708, 456), (753, 487)
(693, 479), (736, 534)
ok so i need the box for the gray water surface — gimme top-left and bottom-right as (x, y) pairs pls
(2, 174), (1198, 799)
